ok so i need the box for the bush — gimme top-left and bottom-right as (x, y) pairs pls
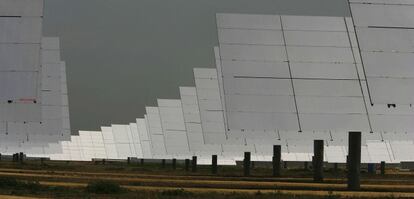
(86, 181), (124, 194)
(161, 188), (192, 197)
(0, 177), (19, 188)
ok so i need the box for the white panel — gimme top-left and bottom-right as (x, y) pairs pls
(0, 18), (42, 43)
(41, 37), (60, 50)
(224, 78), (292, 96)
(281, 15), (346, 31)
(351, 4), (414, 27)
(390, 141), (414, 162)
(193, 68), (217, 79)
(294, 80), (362, 97)
(0, 44), (40, 71)
(0, 72), (38, 101)
(145, 107), (163, 135)
(158, 100), (186, 131)
(220, 60), (290, 78)
(326, 146), (347, 163)
(112, 125), (130, 143)
(356, 28), (414, 52)
(226, 95), (296, 113)
(350, 0), (414, 4)
(0, 0), (44, 16)
(164, 131), (190, 155)
(296, 96), (366, 114)
(300, 114), (370, 131)
(41, 50), (60, 64)
(291, 63), (358, 79)
(150, 134), (167, 156)
(136, 118), (150, 141)
(1, 103), (41, 122)
(140, 141), (152, 158)
(285, 31), (350, 47)
(371, 114), (414, 133)
(367, 141), (393, 163)
(287, 46), (354, 63)
(228, 112), (299, 131)
(217, 13), (281, 30)
(368, 78), (414, 104)
(219, 44), (287, 62)
(362, 52), (414, 78)
(130, 123), (143, 158)
(218, 29), (283, 45)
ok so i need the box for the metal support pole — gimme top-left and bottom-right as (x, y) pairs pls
(347, 131), (361, 190)
(172, 159), (176, 170)
(273, 145), (281, 177)
(381, 161), (386, 175)
(192, 156), (197, 172)
(185, 159), (190, 171)
(244, 152), (251, 176)
(161, 159), (166, 168)
(368, 163), (375, 174)
(212, 155), (218, 174)
(313, 140), (324, 182)
(19, 152), (24, 163)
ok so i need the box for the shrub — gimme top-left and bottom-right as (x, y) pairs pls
(160, 188), (192, 197)
(86, 181), (123, 194)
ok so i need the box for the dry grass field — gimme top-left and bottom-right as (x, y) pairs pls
(0, 159), (413, 198)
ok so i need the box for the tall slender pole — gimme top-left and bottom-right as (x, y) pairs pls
(273, 145), (281, 177)
(348, 131), (361, 190)
(313, 140), (324, 182)
(244, 152), (251, 176)
(212, 155), (218, 174)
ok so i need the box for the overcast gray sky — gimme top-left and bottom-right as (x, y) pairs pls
(43, 0), (350, 134)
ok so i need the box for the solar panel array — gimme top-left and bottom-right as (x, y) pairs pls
(1, 0), (413, 164)
(0, 0), (71, 155)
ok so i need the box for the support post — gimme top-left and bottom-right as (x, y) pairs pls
(273, 145), (281, 177)
(313, 140), (324, 182)
(212, 155), (218, 174)
(244, 152), (251, 176)
(172, 159), (176, 170)
(192, 156), (197, 172)
(368, 163), (375, 174)
(185, 159), (190, 171)
(381, 161), (386, 175)
(161, 159), (166, 168)
(19, 152), (24, 163)
(140, 159), (144, 165)
(127, 157), (131, 164)
(347, 131), (361, 190)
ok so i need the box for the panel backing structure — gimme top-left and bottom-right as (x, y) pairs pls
(0, 37), (71, 154)
(216, 13), (372, 136)
(1, 0), (72, 155)
(349, 0), (414, 134)
(0, 0), (43, 123)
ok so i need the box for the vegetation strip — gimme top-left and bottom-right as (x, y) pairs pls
(37, 181), (414, 198)
(0, 167), (412, 185)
